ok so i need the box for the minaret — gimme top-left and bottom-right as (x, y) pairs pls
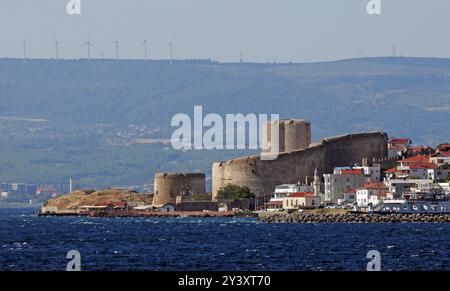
(313, 167), (320, 197)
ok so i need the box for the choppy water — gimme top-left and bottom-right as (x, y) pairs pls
(0, 208), (448, 271)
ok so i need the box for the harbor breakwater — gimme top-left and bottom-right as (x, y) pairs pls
(38, 210), (258, 218)
(258, 211), (450, 223)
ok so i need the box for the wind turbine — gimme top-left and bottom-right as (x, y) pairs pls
(111, 41), (119, 59)
(142, 40), (149, 60)
(82, 37), (94, 60)
(22, 41), (27, 62)
(54, 41), (59, 61)
(169, 40), (174, 65)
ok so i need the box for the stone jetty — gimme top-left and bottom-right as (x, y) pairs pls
(258, 211), (450, 223)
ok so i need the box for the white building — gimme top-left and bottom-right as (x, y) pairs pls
(408, 164), (435, 179)
(388, 138), (411, 159)
(273, 183), (313, 201)
(354, 163), (381, 182)
(282, 192), (321, 210)
(266, 182), (314, 211)
(386, 179), (432, 198)
(356, 182), (389, 208)
(324, 168), (366, 203)
(430, 151), (450, 166)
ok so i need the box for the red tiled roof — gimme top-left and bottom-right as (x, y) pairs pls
(398, 155), (430, 164)
(431, 151), (450, 158)
(385, 167), (399, 174)
(389, 145), (406, 150)
(340, 169), (363, 175)
(361, 182), (388, 190)
(344, 189), (357, 194)
(390, 138), (411, 145)
(287, 192), (315, 198)
(408, 146), (429, 153)
(409, 163), (438, 170)
(437, 144), (450, 150)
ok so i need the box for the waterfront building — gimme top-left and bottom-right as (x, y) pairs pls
(356, 182), (389, 208)
(379, 184), (450, 214)
(386, 179), (432, 198)
(282, 192), (321, 210)
(324, 168), (366, 203)
(265, 182), (314, 211)
(342, 189), (357, 204)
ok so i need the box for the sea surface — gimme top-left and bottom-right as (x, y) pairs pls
(0, 208), (448, 271)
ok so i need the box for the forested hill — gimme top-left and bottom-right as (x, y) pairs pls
(1, 57), (450, 144)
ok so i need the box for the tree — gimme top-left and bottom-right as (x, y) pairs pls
(216, 184), (255, 201)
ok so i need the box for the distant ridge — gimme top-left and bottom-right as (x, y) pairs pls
(0, 56), (449, 144)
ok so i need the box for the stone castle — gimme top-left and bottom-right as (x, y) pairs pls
(152, 172), (206, 206)
(152, 119), (388, 205)
(212, 119), (388, 199)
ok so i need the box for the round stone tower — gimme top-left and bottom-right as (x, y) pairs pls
(153, 173), (206, 206)
(263, 119), (311, 153)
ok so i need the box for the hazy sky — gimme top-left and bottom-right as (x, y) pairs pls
(0, 0), (449, 62)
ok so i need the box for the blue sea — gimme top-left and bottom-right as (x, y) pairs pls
(0, 208), (448, 271)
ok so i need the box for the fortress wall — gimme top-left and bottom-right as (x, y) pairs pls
(212, 144), (326, 199)
(153, 173), (206, 205)
(212, 132), (388, 199)
(323, 132), (389, 172)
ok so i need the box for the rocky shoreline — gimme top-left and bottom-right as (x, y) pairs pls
(38, 210), (259, 218)
(258, 211), (450, 223)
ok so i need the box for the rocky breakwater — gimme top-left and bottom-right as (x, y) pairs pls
(258, 211), (450, 223)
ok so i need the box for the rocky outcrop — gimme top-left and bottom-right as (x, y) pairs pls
(43, 189), (153, 212)
(258, 211), (450, 223)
